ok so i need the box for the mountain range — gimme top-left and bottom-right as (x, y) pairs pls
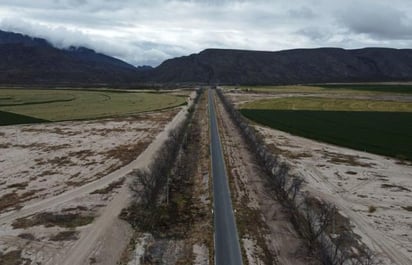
(1, 30), (412, 86)
(0, 30), (140, 85)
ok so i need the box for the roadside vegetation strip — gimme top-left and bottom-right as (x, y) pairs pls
(0, 110), (49, 126)
(0, 89), (186, 122)
(120, 89), (210, 263)
(241, 97), (412, 112)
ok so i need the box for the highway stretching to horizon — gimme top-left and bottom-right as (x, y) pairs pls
(208, 89), (243, 265)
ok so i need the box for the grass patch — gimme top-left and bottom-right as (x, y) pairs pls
(402, 206), (412, 211)
(0, 189), (43, 213)
(49, 230), (79, 241)
(381, 184), (411, 192)
(0, 89), (186, 124)
(368, 206), (377, 213)
(240, 109), (412, 161)
(90, 178), (125, 195)
(18, 233), (36, 241)
(12, 212), (95, 229)
(7, 182), (29, 190)
(0, 110), (48, 126)
(318, 84), (412, 94)
(0, 250), (31, 265)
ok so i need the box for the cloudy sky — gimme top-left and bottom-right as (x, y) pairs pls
(0, 0), (411, 66)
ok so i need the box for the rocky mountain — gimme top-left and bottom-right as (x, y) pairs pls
(1, 30), (412, 86)
(145, 48), (412, 84)
(0, 30), (140, 85)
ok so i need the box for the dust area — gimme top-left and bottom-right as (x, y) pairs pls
(256, 125), (412, 265)
(0, 110), (177, 213)
(215, 94), (318, 265)
(0, 108), (180, 265)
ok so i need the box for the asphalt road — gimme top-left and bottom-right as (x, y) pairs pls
(208, 89), (243, 265)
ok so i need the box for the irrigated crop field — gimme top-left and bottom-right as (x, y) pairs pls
(0, 89), (186, 125)
(241, 97), (412, 160)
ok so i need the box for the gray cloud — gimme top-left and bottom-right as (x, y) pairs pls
(337, 2), (412, 40)
(0, 0), (411, 66)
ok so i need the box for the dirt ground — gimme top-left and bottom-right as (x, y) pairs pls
(0, 104), (188, 265)
(214, 93), (319, 265)
(229, 92), (412, 265)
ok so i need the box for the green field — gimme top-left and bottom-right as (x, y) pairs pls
(226, 84), (412, 94)
(0, 110), (49, 126)
(318, 84), (412, 94)
(240, 97), (412, 161)
(0, 89), (186, 124)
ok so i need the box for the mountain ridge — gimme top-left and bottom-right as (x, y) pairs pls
(147, 47), (412, 84)
(0, 30), (140, 85)
(1, 30), (412, 86)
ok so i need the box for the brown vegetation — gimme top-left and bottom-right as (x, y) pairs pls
(50, 230), (79, 241)
(0, 249), (31, 265)
(90, 178), (125, 195)
(12, 212), (95, 229)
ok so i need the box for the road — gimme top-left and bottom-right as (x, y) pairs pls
(208, 89), (243, 265)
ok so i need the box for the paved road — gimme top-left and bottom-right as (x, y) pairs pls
(208, 89), (243, 265)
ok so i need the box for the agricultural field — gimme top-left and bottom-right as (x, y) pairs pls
(226, 83), (412, 94)
(0, 88), (187, 125)
(241, 97), (412, 160)
(226, 85), (412, 264)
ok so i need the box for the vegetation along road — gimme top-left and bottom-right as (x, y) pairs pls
(208, 89), (243, 265)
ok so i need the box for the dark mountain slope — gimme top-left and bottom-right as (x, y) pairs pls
(146, 48), (412, 84)
(0, 30), (140, 85)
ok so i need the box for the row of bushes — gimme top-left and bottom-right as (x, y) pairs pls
(122, 88), (203, 234)
(215, 89), (378, 265)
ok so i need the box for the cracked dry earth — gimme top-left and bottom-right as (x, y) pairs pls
(214, 95), (319, 265)
(0, 108), (180, 265)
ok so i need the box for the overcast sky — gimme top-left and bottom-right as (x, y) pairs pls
(1, 0), (411, 66)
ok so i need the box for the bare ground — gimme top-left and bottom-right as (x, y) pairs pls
(0, 95), (194, 265)
(255, 126), (412, 265)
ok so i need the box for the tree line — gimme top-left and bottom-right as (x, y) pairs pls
(123, 88), (203, 234)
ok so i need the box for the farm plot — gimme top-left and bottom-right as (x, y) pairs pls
(226, 83), (412, 94)
(227, 90), (412, 265)
(241, 97), (412, 160)
(0, 89), (186, 124)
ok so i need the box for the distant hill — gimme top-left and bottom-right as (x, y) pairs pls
(145, 48), (412, 85)
(2, 30), (412, 86)
(0, 30), (140, 85)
